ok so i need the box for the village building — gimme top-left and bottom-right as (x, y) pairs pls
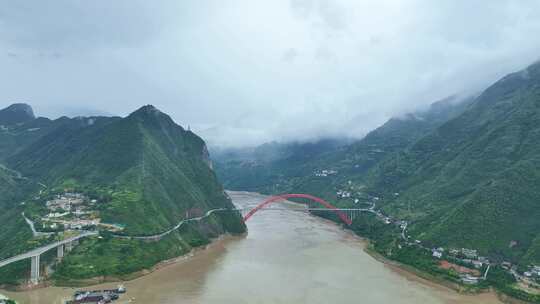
(461, 248), (478, 259)
(472, 260), (484, 269)
(501, 262), (512, 270)
(478, 256), (489, 263)
(461, 275), (479, 285)
(532, 265), (540, 276)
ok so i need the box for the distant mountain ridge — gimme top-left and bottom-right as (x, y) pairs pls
(214, 95), (474, 195)
(0, 103), (35, 125)
(216, 61), (540, 267)
(212, 138), (350, 192)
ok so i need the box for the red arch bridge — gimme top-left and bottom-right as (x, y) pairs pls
(224, 193), (376, 226)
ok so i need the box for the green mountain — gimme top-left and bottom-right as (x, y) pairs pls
(214, 95), (472, 198)
(367, 61), (540, 264)
(213, 138), (349, 192)
(0, 104), (62, 161)
(0, 104), (245, 284)
(0, 165), (35, 268)
(216, 60), (540, 266)
(0, 103), (35, 125)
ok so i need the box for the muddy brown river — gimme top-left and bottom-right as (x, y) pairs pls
(2, 191), (502, 304)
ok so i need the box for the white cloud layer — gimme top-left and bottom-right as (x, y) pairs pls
(1, 0), (540, 147)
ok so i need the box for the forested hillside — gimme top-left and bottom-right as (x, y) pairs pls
(216, 61), (540, 266)
(0, 104), (245, 284)
(367, 61), (540, 264)
(213, 138), (349, 192)
(214, 95), (473, 198)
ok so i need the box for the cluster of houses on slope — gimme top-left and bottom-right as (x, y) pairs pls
(414, 239), (540, 287)
(332, 185), (537, 288)
(334, 186), (538, 291)
(423, 247), (489, 284)
(46, 192), (92, 213)
(524, 265), (540, 279)
(373, 202), (490, 285)
(336, 190), (352, 198)
(314, 169), (338, 177)
(40, 192), (123, 232)
(336, 181), (372, 201)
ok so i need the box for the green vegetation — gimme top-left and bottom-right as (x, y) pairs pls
(0, 167), (39, 261)
(0, 104), (246, 284)
(214, 95), (472, 195)
(486, 266), (540, 303)
(215, 62), (540, 301)
(216, 62), (540, 266)
(53, 212), (243, 282)
(0, 260), (29, 285)
(364, 62), (540, 265)
(0, 249), (58, 285)
(53, 233), (190, 282)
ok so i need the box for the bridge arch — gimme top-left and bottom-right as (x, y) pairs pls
(243, 194), (352, 225)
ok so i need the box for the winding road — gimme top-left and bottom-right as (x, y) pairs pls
(111, 208), (229, 241)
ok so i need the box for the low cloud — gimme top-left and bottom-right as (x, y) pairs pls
(1, 0), (540, 147)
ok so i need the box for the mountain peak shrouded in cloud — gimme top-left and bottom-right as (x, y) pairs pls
(1, 1), (540, 147)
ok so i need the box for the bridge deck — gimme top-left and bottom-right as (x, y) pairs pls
(231, 208), (373, 211)
(0, 207), (370, 268)
(0, 231), (97, 268)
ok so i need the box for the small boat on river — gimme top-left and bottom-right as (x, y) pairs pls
(65, 285), (125, 304)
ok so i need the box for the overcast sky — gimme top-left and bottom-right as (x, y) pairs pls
(1, 1), (540, 147)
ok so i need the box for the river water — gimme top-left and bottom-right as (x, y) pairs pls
(2, 191), (502, 304)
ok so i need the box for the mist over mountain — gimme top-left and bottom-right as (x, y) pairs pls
(365, 61), (540, 264)
(216, 60), (540, 269)
(214, 94), (473, 193)
(2, 2), (540, 147)
(3, 2), (540, 301)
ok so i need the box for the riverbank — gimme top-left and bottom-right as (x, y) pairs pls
(1, 232), (244, 292)
(328, 221), (507, 303)
(0, 234), (244, 304)
(2, 192), (509, 304)
(56, 233), (245, 287)
(0, 292), (16, 304)
(235, 191), (508, 303)
(342, 223), (531, 304)
(364, 245), (464, 292)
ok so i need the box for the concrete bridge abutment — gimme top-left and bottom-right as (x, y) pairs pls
(57, 244), (64, 259)
(30, 255), (40, 284)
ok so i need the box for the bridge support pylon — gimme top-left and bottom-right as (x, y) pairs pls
(30, 255), (40, 284)
(57, 245), (64, 259)
(65, 241), (73, 252)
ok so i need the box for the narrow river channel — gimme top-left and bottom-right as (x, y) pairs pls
(2, 191), (502, 304)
